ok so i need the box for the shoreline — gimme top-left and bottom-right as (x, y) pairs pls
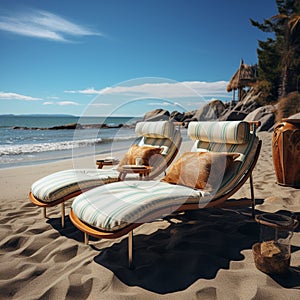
(1, 132), (300, 299)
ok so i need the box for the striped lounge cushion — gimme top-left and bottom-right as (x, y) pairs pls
(71, 181), (212, 232)
(135, 121), (175, 139)
(31, 169), (120, 203)
(187, 121), (259, 199)
(188, 121), (250, 144)
(135, 121), (181, 179)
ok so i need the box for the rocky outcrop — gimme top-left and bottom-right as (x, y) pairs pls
(181, 100), (227, 124)
(218, 110), (247, 121)
(219, 90), (262, 121)
(143, 109), (170, 121)
(141, 87), (283, 131)
(13, 123), (125, 130)
(50, 123), (82, 130)
(13, 123), (82, 130)
(169, 111), (186, 122)
(194, 100), (226, 121)
(244, 105), (276, 132)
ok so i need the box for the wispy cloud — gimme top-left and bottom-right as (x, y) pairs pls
(43, 101), (80, 106)
(66, 81), (230, 99)
(65, 87), (102, 95)
(0, 91), (42, 101)
(0, 9), (102, 42)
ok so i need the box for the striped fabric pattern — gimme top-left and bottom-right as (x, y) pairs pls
(31, 121), (181, 203)
(71, 181), (210, 231)
(189, 121), (259, 199)
(188, 121), (250, 144)
(31, 169), (120, 202)
(135, 121), (175, 139)
(71, 121), (259, 232)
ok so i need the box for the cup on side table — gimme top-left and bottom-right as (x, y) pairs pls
(135, 157), (143, 166)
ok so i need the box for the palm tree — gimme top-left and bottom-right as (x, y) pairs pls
(251, 0), (300, 97)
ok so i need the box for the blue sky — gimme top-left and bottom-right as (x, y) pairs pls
(0, 0), (277, 117)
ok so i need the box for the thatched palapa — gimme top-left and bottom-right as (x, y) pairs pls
(227, 60), (256, 101)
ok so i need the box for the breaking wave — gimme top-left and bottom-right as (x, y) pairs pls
(0, 137), (119, 156)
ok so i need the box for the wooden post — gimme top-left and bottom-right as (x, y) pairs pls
(61, 202), (65, 228)
(84, 233), (89, 245)
(128, 231), (133, 269)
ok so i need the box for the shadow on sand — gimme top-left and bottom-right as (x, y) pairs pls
(94, 208), (259, 294)
(48, 208), (300, 294)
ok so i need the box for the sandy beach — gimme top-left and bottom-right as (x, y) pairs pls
(0, 131), (300, 299)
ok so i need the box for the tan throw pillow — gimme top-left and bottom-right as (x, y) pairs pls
(161, 152), (239, 190)
(117, 144), (163, 171)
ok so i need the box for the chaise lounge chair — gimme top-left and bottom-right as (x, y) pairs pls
(69, 121), (262, 267)
(29, 121), (182, 227)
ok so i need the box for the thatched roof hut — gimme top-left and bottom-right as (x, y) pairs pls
(227, 60), (256, 101)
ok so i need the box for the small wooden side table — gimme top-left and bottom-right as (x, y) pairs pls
(96, 159), (119, 169)
(118, 165), (152, 181)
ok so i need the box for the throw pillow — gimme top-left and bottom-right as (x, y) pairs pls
(161, 152), (239, 191)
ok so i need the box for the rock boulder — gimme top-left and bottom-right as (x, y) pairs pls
(244, 105), (276, 132)
(143, 109), (170, 121)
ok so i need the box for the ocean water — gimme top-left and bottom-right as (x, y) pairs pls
(0, 115), (140, 168)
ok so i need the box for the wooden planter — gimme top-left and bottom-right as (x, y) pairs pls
(272, 118), (300, 188)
